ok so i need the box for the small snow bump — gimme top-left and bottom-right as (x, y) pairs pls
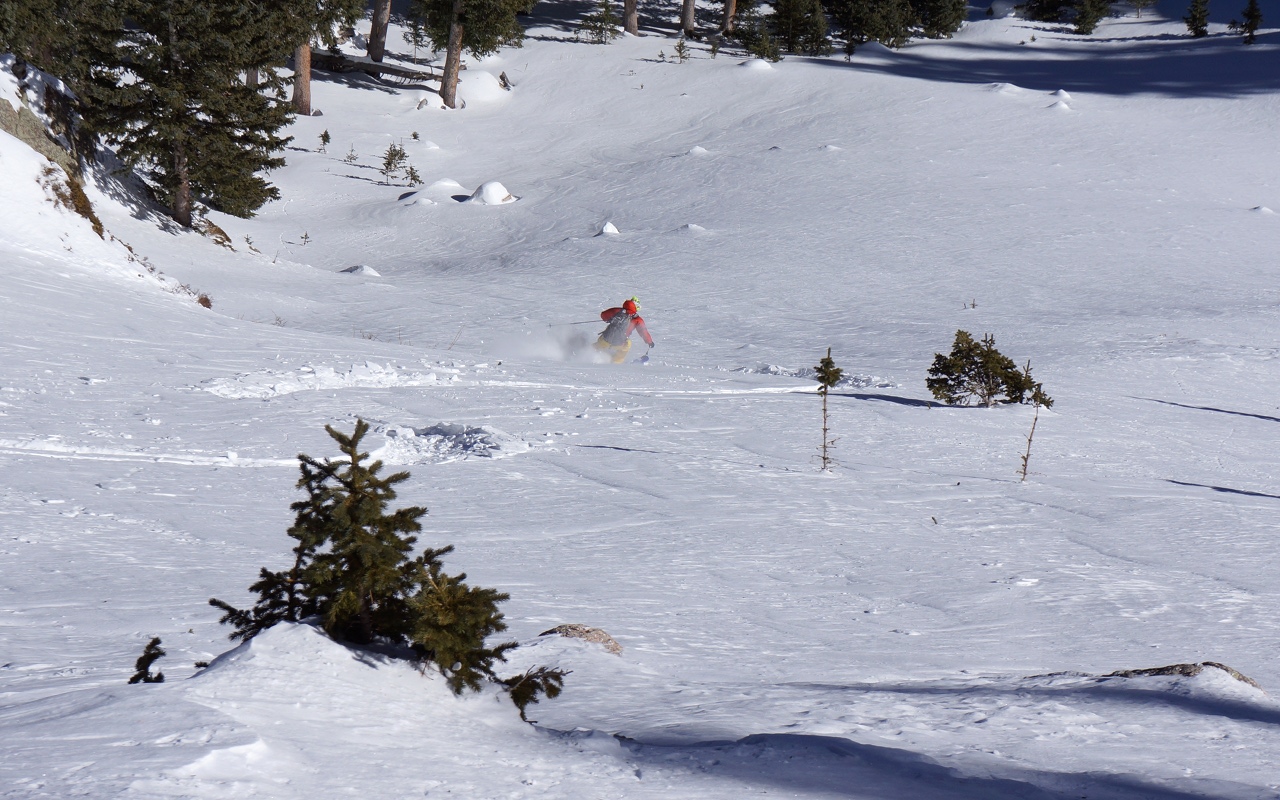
(427, 178), (463, 191)
(1051, 89), (1072, 99)
(341, 264), (381, 276)
(990, 82), (1023, 94)
(821, 144), (843, 151)
(421, 140), (441, 150)
(465, 181), (518, 205)
(686, 145), (709, 156)
(1251, 205), (1275, 214)
(1046, 100), (1071, 112)
(599, 221), (620, 235)
(739, 59), (775, 71)
(677, 223), (708, 234)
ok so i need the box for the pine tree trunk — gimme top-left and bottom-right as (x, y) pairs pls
(368, 0), (393, 62)
(721, 0), (738, 32)
(624, 0), (639, 34)
(440, 3), (465, 109)
(681, 0), (697, 36)
(246, 67), (259, 88)
(292, 43), (311, 116)
(172, 140), (192, 228)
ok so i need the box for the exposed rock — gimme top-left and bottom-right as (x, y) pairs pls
(1105, 661), (1261, 689)
(539, 624), (622, 655)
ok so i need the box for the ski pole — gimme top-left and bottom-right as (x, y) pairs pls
(547, 320), (601, 328)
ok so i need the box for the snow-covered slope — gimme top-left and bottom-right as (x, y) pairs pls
(3, 3), (1280, 797)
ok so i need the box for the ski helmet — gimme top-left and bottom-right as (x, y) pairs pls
(623, 297), (640, 314)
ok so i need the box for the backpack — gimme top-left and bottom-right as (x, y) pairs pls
(599, 312), (633, 346)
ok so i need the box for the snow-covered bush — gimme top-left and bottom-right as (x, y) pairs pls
(210, 419), (565, 717)
(926, 330), (1052, 408)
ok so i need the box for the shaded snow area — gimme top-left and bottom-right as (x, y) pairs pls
(5, 3), (1280, 798)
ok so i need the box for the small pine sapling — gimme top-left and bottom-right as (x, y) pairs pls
(1130, 0), (1157, 17)
(344, 145), (359, 164)
(1019, 390), (1044, 482)
(381, 143), (408, 184)
(673, 36), (691, 62)
(1229, 0), (1262, 42)
(405, 165), (423, 186)
(1184, 0), (1210, 35)
(128, 637), (166, 684)
(210, 420), (566, 719)
(299, 231), (311, 246)
(411, 131), (420, 141)
(814, 347), (843, 470)
(318, 130), (331, 153)
(579, 0), (622, 43)
(926, 330), (1053, 408)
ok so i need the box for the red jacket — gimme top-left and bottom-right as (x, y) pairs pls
(600, 307), (653, 346)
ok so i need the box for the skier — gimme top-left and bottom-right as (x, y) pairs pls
(595, 297), (654, 363)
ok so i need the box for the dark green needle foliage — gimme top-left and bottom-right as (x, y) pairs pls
(831, 0), (920, 53)
(76, 0), (305, 225)
(128, 637), (166, 684)
(913, 0), (967, 37)
(1184, 0), (1210, 36)
(773, 0), (833, 54)
(926, 330), (1053, 408)
(1022, 0), (1071, 20)
(407, 0), (526, 108)
(815, 347), (843, 470)
(210, 420), (565, 718)
(1229, 0), (1262, 42)
(1073, 0), (1112, 33)
(733, 0), (784, 60)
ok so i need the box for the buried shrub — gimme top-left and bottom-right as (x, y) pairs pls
(926, 330), (1052, 408)
(210, 419), (565, 717)
(128, 637), (166, 684)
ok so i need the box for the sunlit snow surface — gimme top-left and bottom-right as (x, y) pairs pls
(4, 4), (1280, 798)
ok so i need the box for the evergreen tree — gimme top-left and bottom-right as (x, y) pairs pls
(1022, 0), (1071, 20)
(408, 0), (525, 109)
(733, 0), (784, 59)
(368, 0), (395, 62)
(773, 0), (833, 54)
(913, 0), (967, 37)
(579, 0), (622, 44)
(1073, 0), (1112, 34)
(128, 637), (166, 684)
(1229, 0), (1262, 42)
(831, 0), (919, 52)
(210, 420), (567, 713)
(1184, 0), (1210, 35)
(926, 330), (1053, 407)
(75, 0), (303, 226)
(814, 347), (843, 471)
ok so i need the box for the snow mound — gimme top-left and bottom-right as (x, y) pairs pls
(420, 140), (441, 150)
(857, 42), (894, 56)
(1251, 205), (1274, 214)
(374, 422), (530, 464)
(457, 70), (510, 105)
(739, 59), (775, 71)
(734, 364), (896, 389)
(1046, 100), (1072, 112)
(1051, 89), (1072, 99)
(686, 145), (709, 156)
(1097, 662), (1272, 706)
(598, 221), (620, 236)
(821, 144), (844, 151)
(202, 362), (446, 399)
(428, 178), (463, 191)
(677, 223), (708, 234)
(990, 82), (1023, 94)
(466, 181), (519, 205)
(340, 264), (381, 276)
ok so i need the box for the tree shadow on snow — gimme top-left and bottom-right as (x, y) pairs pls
(792, 679), (1280, 727)
(1135, 397), (1280, 424)
(1166, 479), (1280, 501)
(616, 732), (1235, 799)
(806, 29), (1280, 98)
